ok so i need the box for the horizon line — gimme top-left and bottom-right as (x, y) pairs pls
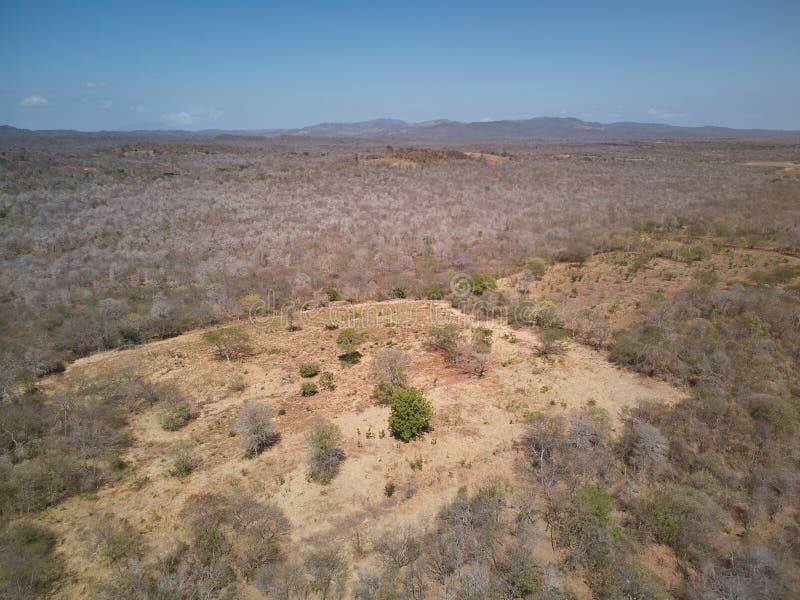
(2, 115), (800, 136)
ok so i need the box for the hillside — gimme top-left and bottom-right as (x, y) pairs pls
(36, 299), (682, 598)
(3, 238), (799, 598)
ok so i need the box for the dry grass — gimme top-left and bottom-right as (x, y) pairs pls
(35, 297), (683, 597)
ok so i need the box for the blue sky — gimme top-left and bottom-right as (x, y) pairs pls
(1, 0), (798, 131)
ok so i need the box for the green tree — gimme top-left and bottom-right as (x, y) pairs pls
(336, 328), (365, 364)
(388, 388), (433, 441)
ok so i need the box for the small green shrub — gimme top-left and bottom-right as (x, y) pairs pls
(117, 325), (140, 344)
(468, 272), (497, 295)
(424, 323), (461, 362)
(307, 418), (345, 484)
(319, 372), (335, 390)
(169, 447), (201, 477)
(336, 328), (364, 364)
(642, 485), (727, 557)
(299, 363), (320, 378)
(388, 388), (433, 441)
(158, 400), (195, 431)
(426, 285), (443, 300)
(391, 287), (406, 298)
(384, 482), (396, 497)
(301, 382), (318, 396)
(564, 485), (619, 543)
(325, 288), (340, 301)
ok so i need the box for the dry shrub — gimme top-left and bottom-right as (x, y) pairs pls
(92, 516), (144, 564)
(202, 327), (254, 361)
(371, 348), (411, 403)
(235, 400), (279, 456)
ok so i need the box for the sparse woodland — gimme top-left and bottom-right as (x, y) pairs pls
(1, 135), (799, 598)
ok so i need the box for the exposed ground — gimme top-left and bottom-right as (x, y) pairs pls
(503, 244), (800, 331)
(38, 298), (683, 598)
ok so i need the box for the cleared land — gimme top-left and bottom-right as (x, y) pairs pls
(39, 296), (683, 598)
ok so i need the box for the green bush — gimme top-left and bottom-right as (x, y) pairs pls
(426, 285), (443, 300)
(750, 395), (799, 434)
(319, 372), (336, 390)
(610, 328), (678, 376)
(301, 382), (318, 396)
(336, 328), (365, 363)
(117, 325), (140, 344)
(299, 363), (319, 378)
(642, 485), (727, 557)
(424, 323), (461, 362)
(306, 418), (345, 484)
(158, 400), (195, 431)
(563, 485), (620, 546)
(169, 446), (201, 477)
(500, 543), (543, 598)
(325, 288), (340, 301)
(391, 287), (407, 298)
(388, 388), (433, 441)
(469, 272), (497, 295)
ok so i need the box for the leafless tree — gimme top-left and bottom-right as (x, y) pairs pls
(371, 348), (411, 403)
(235, 401), (279, 456)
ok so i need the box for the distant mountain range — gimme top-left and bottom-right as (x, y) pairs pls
(3, 117), (800, 142)
(280, 117), (800, 142)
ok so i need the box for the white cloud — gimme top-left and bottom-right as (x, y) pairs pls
(647, 108), (687, 120)
(479, 117), (494, 122)
(83, 81), (108, 89)
(129, 104), (147, 113)
(160, 107), (224, 128)
(100, 100), (114, 110)
(160, 111), (193, 126)
(19, 95), (48, 106)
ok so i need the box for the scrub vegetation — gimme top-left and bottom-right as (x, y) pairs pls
(1, 135), (799, 598)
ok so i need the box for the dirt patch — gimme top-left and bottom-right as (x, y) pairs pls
(740, 160), (800, 174)
(363, 156), (418, 169)
(464, 151), (510, 163)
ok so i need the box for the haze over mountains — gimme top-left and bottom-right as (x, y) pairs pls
(2, 116), (800, 142)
